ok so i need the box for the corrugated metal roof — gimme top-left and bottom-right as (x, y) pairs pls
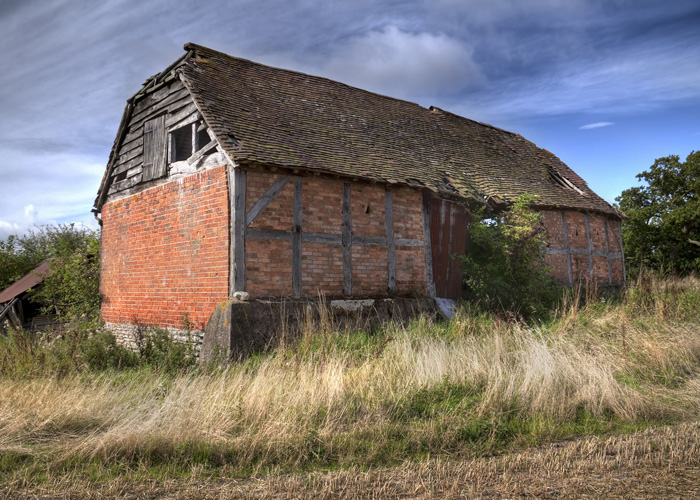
(0, 260), (51, 304)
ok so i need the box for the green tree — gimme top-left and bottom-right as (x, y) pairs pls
(460, 194), (559, 317)
(615, 151), (700, 275)
(0, 224), (101, 321)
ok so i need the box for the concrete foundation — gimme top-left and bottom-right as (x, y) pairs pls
(199, 297), (441, 363)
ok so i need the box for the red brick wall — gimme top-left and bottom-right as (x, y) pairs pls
(541, 209), (625, 285)
(393, 188), (428, 295)
(243, 171), (428, 298)
(100, 166), (230, 330)
(246, 239), (293, 295)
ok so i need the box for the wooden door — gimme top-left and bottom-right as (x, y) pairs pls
(429, 198), (468, 299)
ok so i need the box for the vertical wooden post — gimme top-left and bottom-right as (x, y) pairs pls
(561, 211), (573, 285)
(292, 177), (303, 297)
(422, 192), (436, 297)
(385, 189), (396, 295)
(584, 214), (593, 279)
(342, 183), (352, 297)
(618, 219), (627, 283)
(604, 218), (612, 284)
(445, 202), (456, 295)
(231, 167), (247, 294)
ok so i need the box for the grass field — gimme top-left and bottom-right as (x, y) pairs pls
(1, 274), (699, 498)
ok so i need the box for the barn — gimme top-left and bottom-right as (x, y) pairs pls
(93, 43), (624, 353)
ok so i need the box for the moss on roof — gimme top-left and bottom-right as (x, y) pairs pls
(98, 43), (619, 216)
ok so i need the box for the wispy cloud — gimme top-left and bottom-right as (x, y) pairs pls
(580, 122), (614, 130)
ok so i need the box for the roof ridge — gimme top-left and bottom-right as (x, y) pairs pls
(182, 42), (435, 113)
(428, 106), (517, 137)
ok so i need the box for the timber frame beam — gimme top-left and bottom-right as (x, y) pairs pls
(545, 210), (625, 284)
(232, 170), (428, 298)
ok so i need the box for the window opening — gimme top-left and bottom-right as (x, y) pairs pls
(547, 166), (584, 196)
(171, 126), (193, 162)
(197, 128), (209, 150)
(170, 121), (212, 163)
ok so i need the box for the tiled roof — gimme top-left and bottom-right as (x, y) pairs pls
(138, 43), (621, 215)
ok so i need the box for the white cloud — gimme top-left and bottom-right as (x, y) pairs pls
(321, 25), (484, 100)
(24, 204), (36, 220)
(0, 221), (21, 241)
(580, 122), (614, 130)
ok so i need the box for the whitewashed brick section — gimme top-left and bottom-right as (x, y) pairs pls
(105, 322), (205, 354)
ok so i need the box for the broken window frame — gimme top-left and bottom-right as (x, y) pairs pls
(168, 120), (211, 164)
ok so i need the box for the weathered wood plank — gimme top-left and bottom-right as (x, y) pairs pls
(130, 85), (189, 123)
(292, 177), (303, 297)
(118, 143), (143, 165)
(232, 168), (247, 293)
(118, 134), (143, 157)
(131, 96), (194, 132)
(247, 228), (292, 241)
(422, 192), (436, 297)
(165, 103), (199, 129)
(246, 175), (291, 226)
(342, 183), (352, 297)
(121, 128), (143, 148)
(395, 238), (424, 247)
(0, 297), (19, 323)
(130, 94), (194, 133)
(109, 173), (143, 194)
(561, 211), (573, 285)
(618, 220), (627, 282)
(142, 115), (167, 181)
(584, 214), (593, 278)
(352, 236), (387, 246)
(444, 202), (455, 296)
(545, 247), (620, 258)
(303, 233), (342, 245)
(385, 190), (396, 294)
(111, 156), (142, 177)
(125, 165), (142, 179)
(604, 218), (612, 284)
(187, 138), (218, 165)
(130, 89), (190, 125)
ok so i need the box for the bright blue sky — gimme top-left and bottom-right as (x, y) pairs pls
(1, 0), (699, 239)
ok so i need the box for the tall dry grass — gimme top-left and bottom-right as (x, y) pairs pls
(1, 274), (699, 475)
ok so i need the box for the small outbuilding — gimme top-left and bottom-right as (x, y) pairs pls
(93, 43), (624, 351)
(0, 260), (54, 331)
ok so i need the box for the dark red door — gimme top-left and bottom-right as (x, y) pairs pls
(429, 198), (468, 299)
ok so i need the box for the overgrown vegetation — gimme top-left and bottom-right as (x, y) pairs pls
(0, 274), (698, 489)
(616, 150), (700, 276)
(460, 194), (560, 317)
(0, 324), (197, 378)
(0, 223), (101, 322)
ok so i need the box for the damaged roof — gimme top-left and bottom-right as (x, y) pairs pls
(0, 260), (51, 304)
(97, 43), (619, 216)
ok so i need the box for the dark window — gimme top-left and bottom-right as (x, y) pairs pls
(197, 128), (210, 150)
(169, 121), (212, 163)
(171, 125), (193, 162)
